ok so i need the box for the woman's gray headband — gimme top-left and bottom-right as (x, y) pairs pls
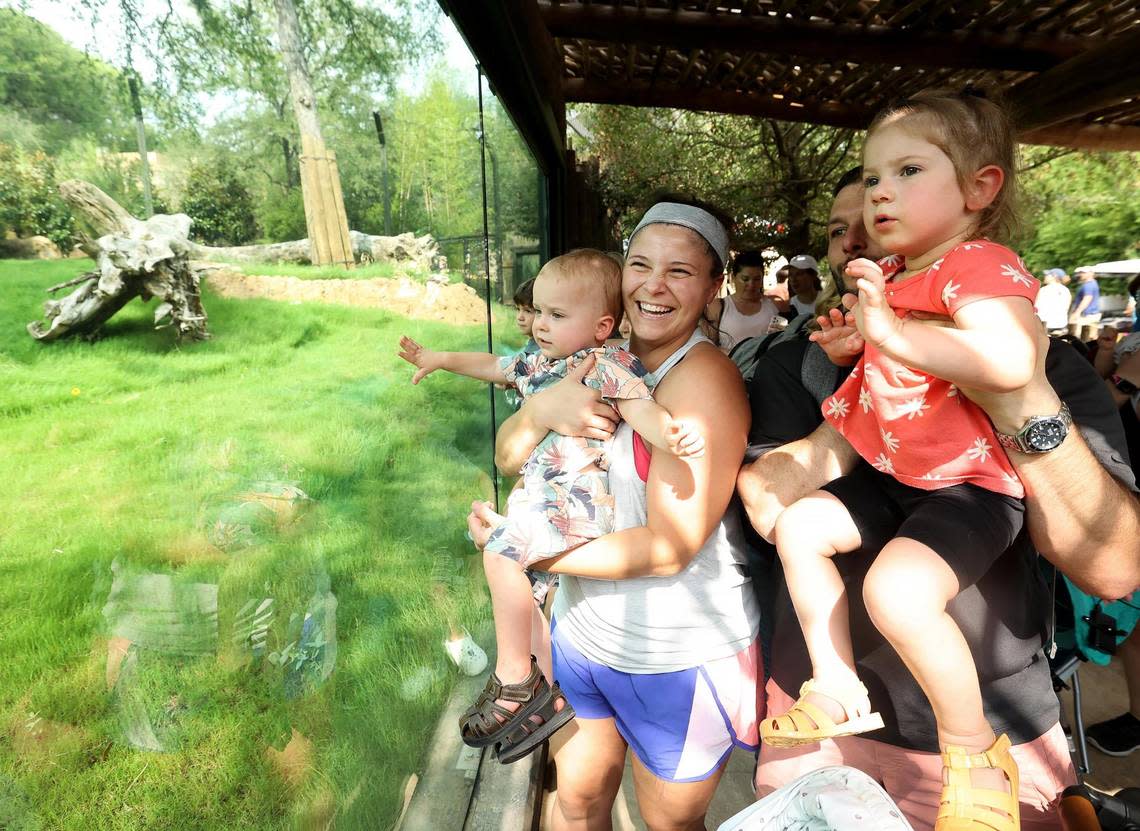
(629, 202), (730, 269)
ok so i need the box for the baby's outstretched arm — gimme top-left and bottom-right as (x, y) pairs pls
(616, 398), (705, 458)
(843, 259), (1038, 393)
(397, 335), (508, 385)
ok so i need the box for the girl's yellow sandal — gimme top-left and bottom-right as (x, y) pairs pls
(759, 678), (885, 748)
(936, 733), (1020, 831)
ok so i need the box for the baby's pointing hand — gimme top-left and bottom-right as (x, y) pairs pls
(397, 335), (438, 384)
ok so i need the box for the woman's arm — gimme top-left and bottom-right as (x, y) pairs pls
(539, 344), (749, 578)
(1093, 329), (1120, 379)
(494, 353), (618, 474)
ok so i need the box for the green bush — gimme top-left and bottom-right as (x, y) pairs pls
(181, 158), (258, 245)
(257, 188), (307, 242)
(0, 143), (74, 248)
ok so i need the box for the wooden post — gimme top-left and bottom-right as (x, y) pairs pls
(373, 111), (393, 236)
(299, 135), (332, 266)
(297, 134), (353, 268)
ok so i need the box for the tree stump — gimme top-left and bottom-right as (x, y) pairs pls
(27, 181), (209, 342)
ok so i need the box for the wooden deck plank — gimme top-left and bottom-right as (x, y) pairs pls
(464, 744), (546, 831)
(401, 671), (489, 831)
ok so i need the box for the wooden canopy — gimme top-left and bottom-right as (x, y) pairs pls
(441, 0), (1140, 163)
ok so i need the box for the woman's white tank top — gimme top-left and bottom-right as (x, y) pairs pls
(718, 295), (778, 353)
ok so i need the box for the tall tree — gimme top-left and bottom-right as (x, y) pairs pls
(269, 0), (352, 264)
(63, 0), (440, 214)
(580, 105), (859, 257)
(0, 9), (134, 152)
(1018, 147), (1140, 274)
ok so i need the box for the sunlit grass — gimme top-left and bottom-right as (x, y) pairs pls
(0, 259), (520, 829)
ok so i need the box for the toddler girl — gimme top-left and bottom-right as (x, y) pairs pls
(759, 90), (1041, 831)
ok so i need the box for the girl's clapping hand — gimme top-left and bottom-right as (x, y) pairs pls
(843, 258), (906, 352)
(809, 306), (865, 366)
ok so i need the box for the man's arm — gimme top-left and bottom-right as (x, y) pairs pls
(737, 340), (858, 539)
(964, 336), (1140, 600)
(737, 422), (858, 541)
(1071, 283), (1093, 319)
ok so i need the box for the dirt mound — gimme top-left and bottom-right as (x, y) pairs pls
(202, 268), (488, 326)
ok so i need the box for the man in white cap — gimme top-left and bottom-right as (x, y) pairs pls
(786, 254), (823, 317)
(1036, 268), (1072, 334)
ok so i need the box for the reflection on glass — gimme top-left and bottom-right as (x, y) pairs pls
(0, 1), (547, 826)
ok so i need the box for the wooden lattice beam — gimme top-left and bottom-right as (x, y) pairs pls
(1019, 123), (1140, 152)
(1008, 27), (1140, 132)
(539, 2), (1090, 72)
(564, 77), (870, 129)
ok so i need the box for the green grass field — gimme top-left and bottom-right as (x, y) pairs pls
(0, 260), (518, 829)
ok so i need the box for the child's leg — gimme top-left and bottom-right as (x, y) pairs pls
(863, 484), (1023, 754)
(862, 536), (990, 748)
(483, 548), (539, 693)
(772, 490), (864, 719)
(530, 589), (553, 681)
(862, 535), (1020, 826)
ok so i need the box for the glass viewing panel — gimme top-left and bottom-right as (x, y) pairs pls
(0, 2), (546, 828)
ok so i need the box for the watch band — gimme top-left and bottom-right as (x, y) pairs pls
(993, 402), (1072, 454)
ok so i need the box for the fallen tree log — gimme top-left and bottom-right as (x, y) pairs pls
(188, 230), (439, 269)
(27, 181), (208, 342)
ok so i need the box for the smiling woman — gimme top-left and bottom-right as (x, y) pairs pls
(481, 199), (760, 830)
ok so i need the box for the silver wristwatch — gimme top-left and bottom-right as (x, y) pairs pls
(994, 402), (1072, 454)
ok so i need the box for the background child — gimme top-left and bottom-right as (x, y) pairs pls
(757, 90), (1041, 830)
(398, 248), (703, 762)
(512, 277), (536, 340)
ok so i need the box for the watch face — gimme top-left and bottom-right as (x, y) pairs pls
(1025, 417), (1067, 451)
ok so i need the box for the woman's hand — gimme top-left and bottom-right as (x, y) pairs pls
(525, 353), (618, 441)
(1095, 328), (1120, 354)
(808, 307), (864, 366)
(466, 500), (506, 550)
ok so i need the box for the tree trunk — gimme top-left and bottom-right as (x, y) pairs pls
(272, 0), (323, 143)
(59, 179), (133, 257)
(27, 181), (208, 342)
(272, 0), (353, 268)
